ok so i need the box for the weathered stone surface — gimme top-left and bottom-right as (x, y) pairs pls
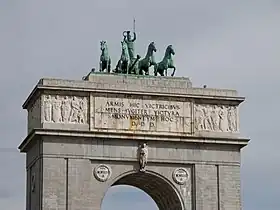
(23, 75), (244, 139)
(195, 165), (219, 210)
(94, 96), (191, 134)
(19, 74), (249, 210)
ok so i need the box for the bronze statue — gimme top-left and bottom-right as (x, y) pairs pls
(92, 19), (177, 78)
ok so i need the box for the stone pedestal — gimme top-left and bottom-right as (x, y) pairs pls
(19, 73), (249, 210)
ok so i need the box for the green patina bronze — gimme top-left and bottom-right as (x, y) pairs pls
(95, 21), (176, 77)
(123, 29), (142, 75)
(138, 42), (157, 75)
(99, 41), (111, 73)
(154, 45), (176, 77)
(114, 41), (129, 74)
(123, 30), (136, 61)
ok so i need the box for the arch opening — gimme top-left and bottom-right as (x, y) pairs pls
(101, 185), (159, 210)
(102, 171), (183, 210)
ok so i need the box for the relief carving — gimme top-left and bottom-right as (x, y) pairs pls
(43, 95), (88, 124)
(172, 168), (189, 185)
(93, 164), (112, 182)
(194, 104), (238, 132)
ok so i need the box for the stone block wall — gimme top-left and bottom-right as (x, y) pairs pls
(19, 75), (249, 210)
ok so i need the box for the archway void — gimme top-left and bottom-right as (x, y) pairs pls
(101, 172), (183, 210)
(101, 185), (158, 210)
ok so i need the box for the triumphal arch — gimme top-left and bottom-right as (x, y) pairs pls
(19, 73), (249, 210)
(19, 28), (249, 210)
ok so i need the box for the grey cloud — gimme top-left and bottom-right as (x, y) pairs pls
(0, 189), (12, 199)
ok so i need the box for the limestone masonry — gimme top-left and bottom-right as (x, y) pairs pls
(19, 73), (249, 210)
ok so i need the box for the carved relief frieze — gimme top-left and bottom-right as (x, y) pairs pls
(194, 104), (238, 132)
(43, 95), (88, 124)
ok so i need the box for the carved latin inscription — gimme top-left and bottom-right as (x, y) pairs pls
(94, 97), (191, 133)
(43, 95), (88, 124)
(194, 104), (238, 132)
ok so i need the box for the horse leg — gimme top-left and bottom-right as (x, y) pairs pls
(105, 61), (108, 73)
(108, 59), (111, 73)
(154, 64), (158, 76)
(139, 65), (144, 75)
(171, 66), (176, 77)
(157, 66), (164, 76)
(145, 67), (149, 75)
(126, 62), (129, 74)
(107, 58), (111, 73)
(115, 60), (120, 73)
(99, 61), (102, 72)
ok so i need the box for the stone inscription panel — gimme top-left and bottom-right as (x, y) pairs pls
(43, 95), (88, 124)
(94, 97), (191, 133)
(194, 104), (238, 133)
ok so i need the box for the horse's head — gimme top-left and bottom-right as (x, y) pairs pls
(167, 45), (175, 55)
(100, 40), (107, 51)
(148, 41), (157, 53)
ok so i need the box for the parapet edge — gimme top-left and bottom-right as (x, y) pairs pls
(22, 77), (245, 109)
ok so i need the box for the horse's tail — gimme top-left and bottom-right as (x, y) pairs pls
(129, 55), (141, 73)
(154, 63), (158, 76)
(171, 66), (176, 77)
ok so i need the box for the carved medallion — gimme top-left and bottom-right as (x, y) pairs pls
(93, 164), (112, 182)
(172, 168), (189, 185)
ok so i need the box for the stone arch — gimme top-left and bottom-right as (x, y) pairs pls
(103, 170), (184, 210)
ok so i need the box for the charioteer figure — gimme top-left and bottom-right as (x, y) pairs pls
(123, 30), (136, 61)
(88, 18), (177, 77)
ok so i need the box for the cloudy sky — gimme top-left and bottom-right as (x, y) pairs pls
(0, 0), (280, 209)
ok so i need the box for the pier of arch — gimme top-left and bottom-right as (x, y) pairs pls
(19, 74), (249, 210)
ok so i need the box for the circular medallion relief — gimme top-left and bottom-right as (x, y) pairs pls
(93, 164), (112, 182)
(172, 168), (189, 185)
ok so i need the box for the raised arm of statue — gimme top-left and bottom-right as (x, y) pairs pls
(123, 31), (128, 42)
(132, 32), (136, 42)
